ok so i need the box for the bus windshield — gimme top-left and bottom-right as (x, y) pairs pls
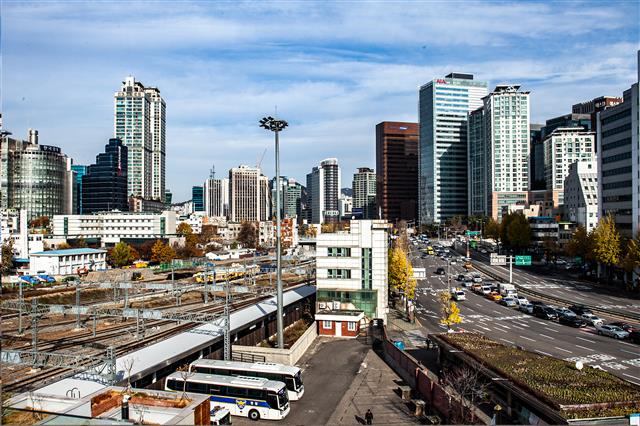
(277, 387), (289, 409)
(293, 371), (303, 389)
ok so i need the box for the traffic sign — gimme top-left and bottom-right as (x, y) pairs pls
(490, 254), (507, 266)
(515, 255), (531, 266)
(465, 231), (481, 237)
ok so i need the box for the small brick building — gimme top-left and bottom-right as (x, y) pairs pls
(316, 310), (365, 338)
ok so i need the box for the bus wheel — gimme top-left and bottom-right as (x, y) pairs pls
(249, 409), (260, 421)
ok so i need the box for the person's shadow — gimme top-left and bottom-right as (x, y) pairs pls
(354, 415), (366, 424)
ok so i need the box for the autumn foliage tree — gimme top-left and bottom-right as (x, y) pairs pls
(237, 221), (258, 248)
(109, 242), (138, 268)
(150, 240), (176, 264)
(439, 291), (462, 330)
(388, 246), (416, 300)
(592, 214), (621, 279)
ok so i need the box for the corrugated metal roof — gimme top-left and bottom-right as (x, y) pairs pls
(31, 248), (107, 256)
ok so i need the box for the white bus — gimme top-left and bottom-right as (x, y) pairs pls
(165, 372), (290, 421)
(189, 359), (304, 401)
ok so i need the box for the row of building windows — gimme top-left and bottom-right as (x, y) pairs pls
(327, 247), (351, 257)
(601, 108), (631, 125)
(601, 137), (631, 151)
(602, 123), (632, 138)
(602, 166), (632, 177)
(602, 152), (632, 164)
(327, 269), (352, 279)
(602, 180), (632, 190)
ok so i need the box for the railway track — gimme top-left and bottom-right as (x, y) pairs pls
(1, 281), (311, 394)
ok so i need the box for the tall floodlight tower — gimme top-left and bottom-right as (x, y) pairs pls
(259, 116), (288, 349)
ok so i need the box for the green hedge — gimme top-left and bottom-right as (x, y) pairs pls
(442, 332), (640, 419)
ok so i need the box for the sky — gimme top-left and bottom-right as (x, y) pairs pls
(1, 1), (638, 201)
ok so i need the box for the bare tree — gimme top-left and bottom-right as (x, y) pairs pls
(122, 358), (136, 395)
(176, 364), (195, 401)
(442, 365), (489, 424)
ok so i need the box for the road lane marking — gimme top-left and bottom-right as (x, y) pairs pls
(554, 346), (572, 354)
(510, 324), (524, 331)
(619, 341), (638, 347)
(544, 327), (559, 333)
(495, 324), (511, 330)
(574, 345), (594, 351)
(622, 373), (640, 385)
(519, 336), (536, 342)
(539, 333), (554, 340)
(576, 336), (596, 343)
(620, 348), (639, 355)
(500, 338), (514, 345)
(536, 350), (552, 357)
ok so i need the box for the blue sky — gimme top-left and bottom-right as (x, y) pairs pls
(1, 1), (638, 201)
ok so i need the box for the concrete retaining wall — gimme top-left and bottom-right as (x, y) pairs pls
(232, 321), (317, 365)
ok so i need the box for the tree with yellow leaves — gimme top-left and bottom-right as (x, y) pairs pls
(388, 246), (416, 300)
(439, 291), (462, 330)
(592, 214), (621, 279)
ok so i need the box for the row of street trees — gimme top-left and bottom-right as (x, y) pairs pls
(483, 212), (531, 253)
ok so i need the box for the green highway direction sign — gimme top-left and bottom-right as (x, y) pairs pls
(515, 255), (532, 266)
(465, 231), (481, 237)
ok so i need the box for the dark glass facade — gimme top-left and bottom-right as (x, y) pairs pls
(72, 165), (87, 213)
(192, 186), (204, 212)
(82, 138), (128, 213)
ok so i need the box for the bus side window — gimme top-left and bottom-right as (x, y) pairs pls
(248, 388), (265, 399)
(186, 381), (208, 393)
(228, 387), (248, 397)
(166, 379), (179, 391)
(208, 384), (223, 395)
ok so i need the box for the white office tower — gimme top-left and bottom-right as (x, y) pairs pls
(229, 165), (270, 222)
(114, 76), (166, 200)
(204, 178), (229, 218)
(419, 73), (488, 224)
(543, 128), (595, 207)
(468, 84), (530, 220)
(306, 158), (341, 224)
(352, 167), (376, 219)
(564, 161), (598, 233)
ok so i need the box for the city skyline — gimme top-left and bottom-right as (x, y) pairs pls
(1, 1), (638, 200)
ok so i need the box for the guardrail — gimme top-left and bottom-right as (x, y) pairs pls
(470, 260), (640, 323)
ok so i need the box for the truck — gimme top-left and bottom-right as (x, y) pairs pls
(498, 283), (517, 297)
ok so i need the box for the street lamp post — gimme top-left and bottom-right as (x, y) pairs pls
(259, 116), (288, 349)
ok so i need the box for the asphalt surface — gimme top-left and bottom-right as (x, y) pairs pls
(408, 241), (640, 386)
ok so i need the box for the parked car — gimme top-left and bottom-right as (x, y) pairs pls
(569, 305), (593, 316)
(596, 324), (629, 339)
(514, 295), (529, 306)
(487, 291), (502, 301)
(608, 322), (638, 334)
(499, 297), (517, 307)
(534, 305), (558, 320)
(436, 268), (446, 275)
(558, 314), (586, 328)
(581, 313), (603, 326)
(554, 307), (576, 317)
(519, 303), (534, 314)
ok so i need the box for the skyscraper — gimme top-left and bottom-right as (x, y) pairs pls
(306, 158), (340, 224)
(114, 76), (166, 200)
(375, 122), (418, 223)
(352, 167), (376, 219)
(192, 186), (204, 212)
(204, 178), (229, 218)
(270, 176), (303, 220)
(229, 165), (270, 222)
(468, 85), (530, 220)
(573, 95), (623, 138)
(0, 128), (74, 221)
(419, 73), (488, 224)
(82, 138), (129, 213)
(71, 164), (88, 214)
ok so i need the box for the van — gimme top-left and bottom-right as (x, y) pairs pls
(451, 290), (466, 301)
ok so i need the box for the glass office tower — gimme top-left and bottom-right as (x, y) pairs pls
(82, 138), (129, 213)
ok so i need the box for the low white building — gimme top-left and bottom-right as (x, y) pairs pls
(0, 209), (44, 259)
(219, 221), (275, 247)
(30, 248), (107, 276)
(315, 220), (390, 326)
(51, 211), (177, 246)
(563, 161), (598, 233)
(177, 212), (205, 234)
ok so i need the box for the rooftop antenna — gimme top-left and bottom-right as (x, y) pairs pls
(209, 164), (215, 180)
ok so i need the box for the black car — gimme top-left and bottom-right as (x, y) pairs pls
(630, 330), (640, 344)
(558, 314), (587, 328)
(456, 274), (466, 281)
(534, 305), (558, 320)
(609, 322), (638, 333)
(568, 304), (592, 316)
(436, 267), (446, 275)
(530, 300), (546, 307)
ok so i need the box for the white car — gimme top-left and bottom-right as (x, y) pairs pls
(451, 290), (466, 301)
(514, 295), (529, 306)
(555, 307), (575, 317)
(472, 277), (483, 283)
(581, 313), (603, 326)
(480, 285), (492, 295)
(519, 303), (534, 314)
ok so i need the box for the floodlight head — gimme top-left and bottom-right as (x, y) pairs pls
(259, 116), (288, 133)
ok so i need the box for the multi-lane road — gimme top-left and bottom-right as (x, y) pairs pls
(408, 242), (640, 386)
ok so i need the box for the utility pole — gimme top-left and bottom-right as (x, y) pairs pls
(18, 280), (23, 335)
(223, 273), (231, 361)
(509, 255), (513, 284)
(75, 283), (82, 330)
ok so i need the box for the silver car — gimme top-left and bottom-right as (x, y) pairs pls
(596, 324), (629, 339)
(581, 313), (604, 326)
(519, 303), (534, 314)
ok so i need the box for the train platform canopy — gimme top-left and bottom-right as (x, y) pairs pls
(34, 285), (316, 398)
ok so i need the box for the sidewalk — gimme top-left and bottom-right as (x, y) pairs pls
(327, 348), (423, 425)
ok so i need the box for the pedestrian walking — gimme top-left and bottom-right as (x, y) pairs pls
(365, 408), (373, 425)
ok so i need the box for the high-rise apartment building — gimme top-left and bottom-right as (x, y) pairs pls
(82, 138), (129, 213)
(0, 129), (73, 221)
(375, 122), (418, 223)
(467, 85), (530, 220)
(529, 124), (545, 190)
(598, 83), (639, 238)
(204, 178), (229, 218)
(306, 158), (341, 224)
(114, 76), (165, 200)
(564, 161), (598, 233)
(192, 186), (204, 212)
(271, 177), (303, 220)
(229, 165), (270, 222)
(419, 73), (487, 223)
(543, 128), (595, 206)
(352, 167), (376, 219)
